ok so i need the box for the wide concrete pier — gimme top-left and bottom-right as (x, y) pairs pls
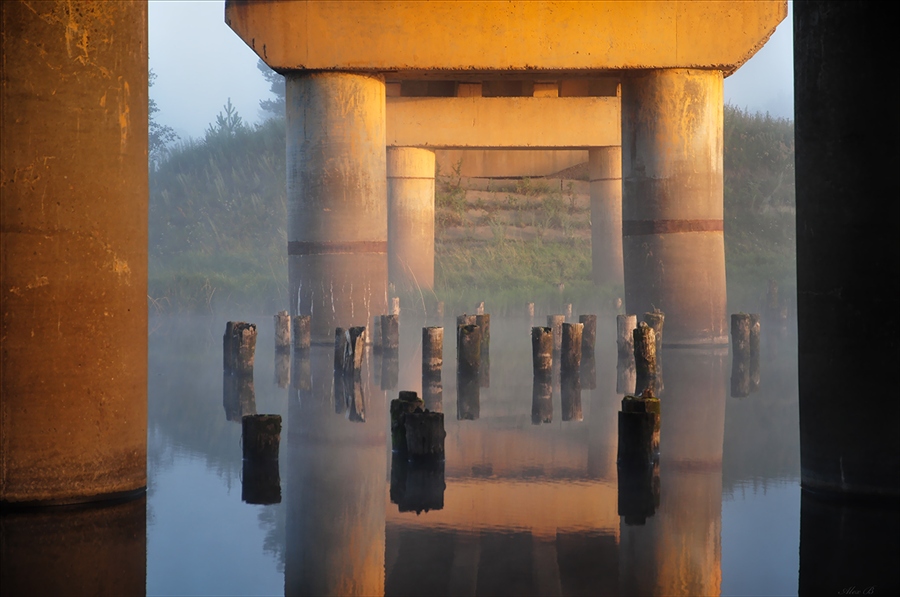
(286, 72), (388, 340)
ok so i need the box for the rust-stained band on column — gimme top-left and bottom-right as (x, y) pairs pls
(622, 220), (724, 236)
(288, 241), (388, 255)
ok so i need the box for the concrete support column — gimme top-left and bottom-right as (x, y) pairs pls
(621, 69), (727, 346)
(1, 1), (148, 505)
(794, 1), (899, 498)
(589, 147), (624, 288)
(286, 72), (388, 341)
(387, 147), (436, 293)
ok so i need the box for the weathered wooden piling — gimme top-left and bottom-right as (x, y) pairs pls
(531, 374), (553, 425)
(343, 326), (367, 377)
(242, 414), (282, 461)
(561, 374), (583, 421)
(274, 310), (291, 353)
(390, 390), (425, 452)
(643, 309), (665, 353)
(475, 301), (485, 315)
(531, 326), (553, 376)
(333, 371), (346, 415)
(622, 394), (661, 456)
(561, 323), (583, 375)
(750, 313), (761, 392)
(633, 322), (657, 396)
(391, 296), (401, 316)
(224, 321), (257, 375)
(382, 314), (400, 351)
(731, 313), (752, 397)
(333, 327), (347, 371)
(581, 351), (597, 390)
(405, 411), (445, 460)
(565, 303), (573, 320)
(423, 374), (443, 413)
(456, 324), (482, 378)
(527, 302), (535, 321)
(547, 315), (565, 353)
(579, 314), (597, 356)
(371, 315), (383, 351)
(476, 313), (490, 387)
(616, 314), (637, 360)
(241, 458), (281, 505)
(423, 327), (443, 377)
(292, 315), (311, 352)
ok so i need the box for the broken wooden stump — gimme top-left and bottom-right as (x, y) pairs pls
(224, 321), (257, 375)
(633, 322), (658, 396)
(547, 315), (565, 354)
(616, 314), (637, 360)
(274, 310), (291, 354)
(291, 315), (311, 353)
(405, 411), (446, 461)
(390, 390), (424, 452)
(531, 326), (553, 377)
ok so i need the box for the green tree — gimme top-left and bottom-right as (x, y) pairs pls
(205, 98), (246, 141)
(149, 69), (179, 168)
(257, 59), (285, 119)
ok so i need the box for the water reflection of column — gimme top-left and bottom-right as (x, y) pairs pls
(619, 348), (725, 596)
(0, 496), (146, 595)
(588, 324), (621, 481)
(285, 347), (386, 596)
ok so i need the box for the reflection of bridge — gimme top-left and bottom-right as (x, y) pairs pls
(2, 5), (897, 586)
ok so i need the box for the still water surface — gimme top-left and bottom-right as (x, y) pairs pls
(146, 313), (800, 596)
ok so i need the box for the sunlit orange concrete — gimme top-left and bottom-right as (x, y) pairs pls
(387, 148), (435, 292)
(1, 1), (147, 504)
(286, 72), (388, 341)
(386, 97), (619, 149)
(226, 1), (785, 75)
(435, 150), (588, 179)
(621, 69), (728, 346)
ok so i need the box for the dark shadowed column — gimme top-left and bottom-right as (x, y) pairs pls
(287, 72), (388, 341)
(621, 69), (728, 346)
(0, 0), (147, 505)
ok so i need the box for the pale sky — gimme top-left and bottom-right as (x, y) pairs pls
(149, 1), (794, 141)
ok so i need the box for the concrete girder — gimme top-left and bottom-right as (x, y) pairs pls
(226, 1), (786, 77)
(386, 97), (620, 149)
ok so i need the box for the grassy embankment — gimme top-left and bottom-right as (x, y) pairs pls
(149, 105), (795, 318)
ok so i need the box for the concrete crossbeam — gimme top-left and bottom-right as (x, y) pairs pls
(387, 96), (619, 149)
(226, 0), (786, 76)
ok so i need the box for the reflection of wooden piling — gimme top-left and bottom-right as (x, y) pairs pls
(423, 327), (443, 377)
(224, 321), (257, 375)
(643, 310), (665, 353)
(274, 351), (290, 388)
(223, 371), (257, 422)
(617, 462), (660, 526)
(616, 314), (637, 360)
(242, 458), (281, 505)
(292, 315), (311, 352)
(390, 454), (445, 514)
(290, 352), (311, 392)
(381, 351), (399, 390)
(275, 310), (291, 353)
(731, 313), (751, 397)
(342, 326), (366, 377)
(405, 411), (445, 460)
(457, 372), (480, 420)
(371, 315), (383, 351)
(616, 358), (636, 395)
(531, 374), (553, 424)
(617, 408), (656, 467)
(343, 375), (366, 422)
(580, 351), (597, 390)
(622, 394), (660, 455)
(561, 323), (583, 375)
(633, 322), (657, 396)
(532, 326), (553, 376)
(561, 374), (583, 421)
(390, 391), (424, 452)
(750, 313), (761, 392)
(476, 314), (490, 387)
(382, 314), (399, 351)
(333, 327), (346, 371)
(242, 414), (281, 461)
(579, 314), (597, 356)
(547, 315), (565, 353)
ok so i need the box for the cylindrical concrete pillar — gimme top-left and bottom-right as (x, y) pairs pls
(589, 146), (624, 288)
(0, 1), (147, 505)
(388, 147), (435, 292)
(286, 72), (388, 341)
(621, 69), (727, 346)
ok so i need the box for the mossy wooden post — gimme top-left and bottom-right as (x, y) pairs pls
(292, 315), (311, 352)
(390, 390), (424, 452)
(476, 314), (490, 387)
(531, 375), (553, 424)
(561, 323), (583, 376)
(334, 327), (347, 371)
(531, 326), (553, 377)
(616, 314), (637, 360)
(579, 314), (597, 357)
(750, 313), (761, 392)
(343, 326), (367, 377)
(382, 314), (400, 352)
(275, 310), (291, 353)
(547, 315), (565, 354)
(371, 315), (383, 351)
(242, 414), (282, 461)
(633, 322), (657, 396)
(731, 313), (751, 398)
(643, 310), (665, 353)
(404, 411), (445, 461)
